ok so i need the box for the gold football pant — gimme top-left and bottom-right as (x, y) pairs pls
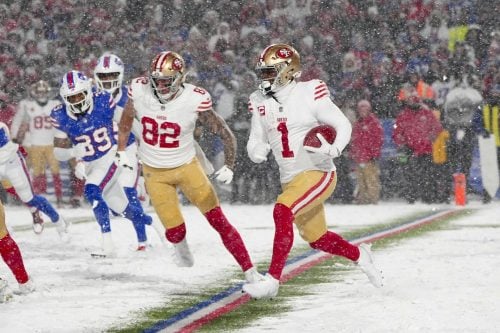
(0, 201), (6, 238)
(143, 158), (219, 229)
(29, 145), (60, 176)
(277, 170), (337, 243)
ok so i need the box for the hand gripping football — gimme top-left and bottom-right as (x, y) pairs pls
(303, 124), (337, 148)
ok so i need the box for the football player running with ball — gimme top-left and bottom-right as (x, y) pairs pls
(242, 44), (383, 299)
(116, 51), (262, 283)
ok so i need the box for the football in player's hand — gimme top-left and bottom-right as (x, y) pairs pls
(303, 125), (337, 148)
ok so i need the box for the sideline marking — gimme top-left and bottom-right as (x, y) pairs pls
(146, 209), (460, 333)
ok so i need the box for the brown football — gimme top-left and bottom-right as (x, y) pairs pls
(303, 125), (337, 148)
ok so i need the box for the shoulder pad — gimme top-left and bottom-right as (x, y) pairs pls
(299, 80), (330, 101)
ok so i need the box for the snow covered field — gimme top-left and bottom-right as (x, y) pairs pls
(1, 200), (499, 332)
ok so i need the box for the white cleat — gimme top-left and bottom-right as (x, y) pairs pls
(54, 217), (70, 242)
(91, 232), (116, 258)
(242, 273), (280, 299)
(0, 278), (12, 303)
(102, 232), (116, 257)
(136, 241), (148, 251)
(15, 278), (36, 295)
(244, 267), (265, 283)
(172, 239), (194, 267)
(357, 243), (383, 288)
(149, 219), (167, 245)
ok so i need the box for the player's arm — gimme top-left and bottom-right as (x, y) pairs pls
(198, 109), (236, 169)
(53, 134), (89, 162)
(10, 104), (27, 143)
(53, 129), (84, 161)
(117, 100), (135, 152)
(315, 100), (352, 154)
(247, 100), (270, 164)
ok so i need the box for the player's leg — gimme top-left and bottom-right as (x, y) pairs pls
(244, 171), (343, 298)
(256, 170), (335, 281)
(84, 160), (117, 246)
(179, 158), (254, 272)
(46, 146), (63, 205)
(120, 145), (145, 209)
(103, 180), (152, 249)
(293, 172), (382, 288)
(113, 145), (154, 247)
(6, 153), (67, 238)
(143, 163), (193, 266)
(0, 201), (34, 294)
(30, 146), (47, 195)
(1, 179), (43, 232)
(69, 159), (84, 207)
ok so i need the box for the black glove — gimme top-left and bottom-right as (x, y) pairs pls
(482, 132), (491, 139)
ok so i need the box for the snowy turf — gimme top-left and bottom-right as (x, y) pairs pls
(0, 201), (499, 332)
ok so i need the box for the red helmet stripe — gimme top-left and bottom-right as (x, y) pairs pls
(103, 56), (110, 68)
(66, 72), (75, 90)
(154, 52), (170, 72)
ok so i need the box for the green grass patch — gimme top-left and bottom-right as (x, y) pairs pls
(110, 209), (473, 333)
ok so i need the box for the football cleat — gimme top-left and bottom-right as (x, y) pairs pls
(242, 273), (280, 299)
(53, 217), (70, 242)
(70, 197), (81, 208)
(102, 232), (116, 257)
(15, 278), (35, 295)
(244, 267), (265, 283)
(32, 210), (44, 234)
(149, 219), (168, 245)
(56, 198), (64, 208)
(0, 278), (12, 303)
(172, 239), (194, 267)
(356, 243), (383, 288)
(137, 242), (147, 251)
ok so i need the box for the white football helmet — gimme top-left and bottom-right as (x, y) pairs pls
(94, 53), (124, 94)
(255, 43), (301, 95)
(59, 70), (93, 115)
(149, 51), (186, 103)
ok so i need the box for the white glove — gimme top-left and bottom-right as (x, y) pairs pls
(74, 161), (86, 180)
(250, 144), (271, 163)
(304, 133), (341, 158)
(115, 151), (133, 170)
(72, 143), (88, 159)
(214, 165), (234, 184)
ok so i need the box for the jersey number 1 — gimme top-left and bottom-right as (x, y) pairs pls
(277, 122), (294, 158)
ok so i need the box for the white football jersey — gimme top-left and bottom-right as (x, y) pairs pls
(14, 99), (61, 146)
(0, 121), (18, 162)
(128, 77), (212, 168)
(247, 80), (352, 183)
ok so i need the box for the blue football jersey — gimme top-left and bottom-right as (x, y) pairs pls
(51, 91), (116, 162)
(0, 126), (9, 147)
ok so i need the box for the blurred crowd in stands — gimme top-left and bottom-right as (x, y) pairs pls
(0, 0), (499, 205)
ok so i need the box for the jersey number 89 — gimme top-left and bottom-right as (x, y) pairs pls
(75, 127), (112, 157)
(141, 117), (180, 148)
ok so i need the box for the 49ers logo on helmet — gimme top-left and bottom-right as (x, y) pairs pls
(276, 48), (293, 59)
(172, 58), (183, 70)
